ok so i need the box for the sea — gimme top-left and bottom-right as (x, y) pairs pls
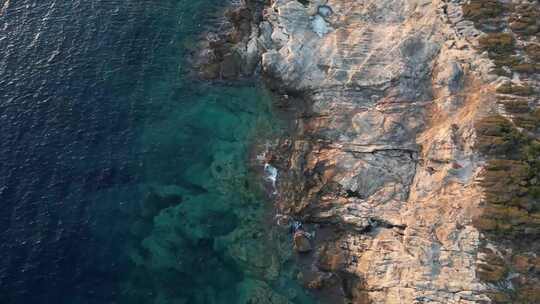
(0, 1), (317, 303)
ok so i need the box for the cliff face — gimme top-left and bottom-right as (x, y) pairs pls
(258, 0), (539, 303)
(197, 0), (539, 303)
(262, 1), (490, 303)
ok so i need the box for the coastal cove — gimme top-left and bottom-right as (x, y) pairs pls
(0, 1), (317, 303)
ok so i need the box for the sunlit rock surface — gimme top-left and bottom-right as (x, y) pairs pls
(234, 0), (540, 303)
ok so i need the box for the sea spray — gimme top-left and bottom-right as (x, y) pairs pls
(264, 163), (278, 194)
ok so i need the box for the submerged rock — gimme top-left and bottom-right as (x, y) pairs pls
(140, 185), (184, 218)
(237, 279), (291, 304)
(221, 52), (241, 79)
(293, 231), (312, 253)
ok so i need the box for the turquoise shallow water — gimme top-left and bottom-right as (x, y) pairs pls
(0, 0), (316, 303)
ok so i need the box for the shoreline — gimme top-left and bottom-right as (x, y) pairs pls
(196, 0), (540, 303)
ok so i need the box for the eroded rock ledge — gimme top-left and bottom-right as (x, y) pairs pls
(197, 0), (539, 303)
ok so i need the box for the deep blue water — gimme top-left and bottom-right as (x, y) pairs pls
(0, 1), (316, 303)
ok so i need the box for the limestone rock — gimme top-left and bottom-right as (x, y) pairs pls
(254, 0), (539, 303)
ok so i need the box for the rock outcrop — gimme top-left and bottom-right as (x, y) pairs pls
(193, 0), (267, 80)
(198, 0), (539, 303)
(260, 1), (491, 302)
(248, 0), (539, 303)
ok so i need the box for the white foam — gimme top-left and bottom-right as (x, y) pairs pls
(264, 163), (278, 194)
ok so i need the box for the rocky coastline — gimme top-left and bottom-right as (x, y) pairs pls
(195, 0), (539, 303)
